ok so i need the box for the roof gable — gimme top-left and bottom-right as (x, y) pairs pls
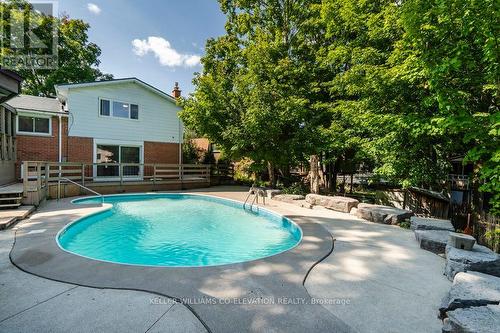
(55, 78), (177, 105)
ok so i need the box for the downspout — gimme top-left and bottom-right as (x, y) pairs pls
(58, 114), (62, 163)
(178, 116), (182, 164)
(178, 114), (183, 189)
(57, 114), (62, 200)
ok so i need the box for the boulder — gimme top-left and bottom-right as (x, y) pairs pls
(442, 304), (500, 333)
(410, 216), (454, 232)
(295, 200), (313, 209)
(439, 272), (500, 319)
(445, 244), (500, 281)
(266, 189), (282, 199)
(305, 194), (359, 213)
(448, 232), (476, 251)
(355, 203), (413, 225)
(414, 230), (450, 255)
(272, 194), (305, 202)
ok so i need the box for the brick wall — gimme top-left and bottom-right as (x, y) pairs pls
(144, 141), (180, 164)
(16, 117), (66, 178)
(15, 117), (95, 178)
(66, 136), (93, 163)
(16, 117), (63, 163)
(16, 119), (179, 179)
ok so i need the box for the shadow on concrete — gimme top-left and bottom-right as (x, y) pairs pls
(9, 195), (354, 333)
(297, 213), (451, 333)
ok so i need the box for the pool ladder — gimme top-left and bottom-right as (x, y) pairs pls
(243, 186), (266, 210)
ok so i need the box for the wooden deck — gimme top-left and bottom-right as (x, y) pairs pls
(0, 183), (23, 194)
(20, 161), (214, 204)
(0, 205), (35, 229)
(0, 183), (24, 209)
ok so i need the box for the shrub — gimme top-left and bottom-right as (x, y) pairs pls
(280, 182), (309, 196)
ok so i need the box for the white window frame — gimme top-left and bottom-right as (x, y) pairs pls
(99, 98), (111, 117)
(16, 114), (52, 136)
(92, 139), (144, 181)
(98, 97), (140, 121)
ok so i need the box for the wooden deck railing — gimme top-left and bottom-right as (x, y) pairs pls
(22, 161), (211, 198)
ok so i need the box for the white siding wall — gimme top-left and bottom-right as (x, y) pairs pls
(67, 82), (181, 143)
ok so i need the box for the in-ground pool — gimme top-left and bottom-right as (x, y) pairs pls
(58, 194), (302, 267)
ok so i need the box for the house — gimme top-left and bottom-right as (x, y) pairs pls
(191, 137), (221, 162)
(5, 78), (183, 181)
(0, 69), (22, 186)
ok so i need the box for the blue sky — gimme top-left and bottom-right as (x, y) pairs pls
(58, 0), (227, 95)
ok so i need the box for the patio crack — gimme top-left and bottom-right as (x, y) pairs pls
(144, 302), (175, 333)
(9, 228), (213, 333)
(0, 285), (79, 324)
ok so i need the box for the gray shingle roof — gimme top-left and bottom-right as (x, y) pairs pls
(5, 94), (64, 114)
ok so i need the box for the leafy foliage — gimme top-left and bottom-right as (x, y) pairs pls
(180, 1), (324, 187)
(400, 0), (499, 212)
(182, 138), (201, 164)
(181, 0), (499, 213)
(0, 0), (112, 96)
(280, 182), (309, 196)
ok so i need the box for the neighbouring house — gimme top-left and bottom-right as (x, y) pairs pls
(0, 69), (22, 186)
(5, 78), (183, 181)
(192, 137), (221, 162)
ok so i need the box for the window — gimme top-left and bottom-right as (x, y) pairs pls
(112, 101), (130, 118)
(100, 99), (110, 116)
(130, 104), (139, 119)
(96, 144), (141, 177)
(99, 98), (139, 120)
(17, 115), (51, 135)
(18, 116), (33, 132)
(210, 144), (220, 153)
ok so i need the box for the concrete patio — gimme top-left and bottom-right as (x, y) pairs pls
(0, 186), (450, 332)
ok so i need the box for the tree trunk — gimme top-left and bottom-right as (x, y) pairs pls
(330, 161), (337, 194)
(350, 173), (354, 193)
(267, 161), (276, 188)
(280, 164), (291, 187)
(310, 155), (320, 194)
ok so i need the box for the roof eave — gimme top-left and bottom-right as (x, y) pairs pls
(54, 78), (179, 105)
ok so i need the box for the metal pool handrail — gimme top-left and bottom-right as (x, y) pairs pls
(58, 177), (104, 205)
(243, 186), (266, 210)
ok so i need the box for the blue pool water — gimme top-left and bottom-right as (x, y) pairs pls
(58, 194), (302, 267)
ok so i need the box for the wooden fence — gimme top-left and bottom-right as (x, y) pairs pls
(22, 161), (211, 203)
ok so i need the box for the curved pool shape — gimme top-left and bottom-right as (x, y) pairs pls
(58, 194), (302, 267)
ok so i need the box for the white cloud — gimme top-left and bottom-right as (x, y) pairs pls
(132, 36), (201, 67)
(87, 3), (101, 15)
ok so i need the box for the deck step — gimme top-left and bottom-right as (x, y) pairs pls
(0, 205), (35, 230)
(0, 183), (24, 210)
(0, 203), (22, 208)
(0, 196), (23, 201)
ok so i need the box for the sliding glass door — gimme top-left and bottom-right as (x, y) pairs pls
(96, 145), (120, 177)
(121, 146), (140, 176)
(96, 144), (141, 178)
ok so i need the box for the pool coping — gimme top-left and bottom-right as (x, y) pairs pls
(57, 193), (304, 268)
(9, 193), (354, 333)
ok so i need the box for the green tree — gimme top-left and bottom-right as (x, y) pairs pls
(400, 0), (500, 213)
(180, 0), (323, 187)
(0, 1), (112, 96)
(318, 0), (458, 190)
